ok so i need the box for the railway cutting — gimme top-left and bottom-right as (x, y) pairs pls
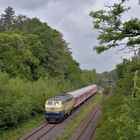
(18, 85), (102, 140)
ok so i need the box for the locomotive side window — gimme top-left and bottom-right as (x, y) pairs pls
(67, 98), (72, 102)
(62, 100), (67, 104)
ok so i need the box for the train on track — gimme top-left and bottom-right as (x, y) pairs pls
(45, 84), (98, 123)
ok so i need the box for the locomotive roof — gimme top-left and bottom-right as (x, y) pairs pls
(48, 94), (72, 102)
(67, 84), (97, 98)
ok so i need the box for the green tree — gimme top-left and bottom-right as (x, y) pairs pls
(1, 6), (15, 30)
(46, 32), (68, 77)
(0, 33), (40, 80)
(90, 0), (140, 54)
(90, 1), (140, 139)
(13, 16), (42, 33)
(0, 19), (4, 31)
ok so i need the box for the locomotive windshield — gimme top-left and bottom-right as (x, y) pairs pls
(47, 101), (61, 106)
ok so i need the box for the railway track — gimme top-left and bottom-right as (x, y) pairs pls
(69, 105), (102, 140)
(18, 123), (57, 140)
(19, 93), (101, 140)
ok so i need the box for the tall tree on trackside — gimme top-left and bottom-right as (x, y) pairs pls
(1, 6), (15, 30)
(90, 0), (140, 98)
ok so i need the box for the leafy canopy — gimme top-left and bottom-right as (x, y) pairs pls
(90, 0), (140, 54)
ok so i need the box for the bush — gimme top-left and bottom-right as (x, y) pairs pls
(0, 73), (82, 131)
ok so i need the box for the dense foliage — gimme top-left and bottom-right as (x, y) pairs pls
(90, 0), (140, 54)
(0, 73), (85, 131)
(0, 7), (101, 132)
(96, 58), (140, 140)
(0, 7), (81, 80)
(90, 1), (140, 139)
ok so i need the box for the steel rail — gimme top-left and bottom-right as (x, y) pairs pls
(20, 123), (48, 140)
(74, 105), (101, 140)
(37, 124), (57, 140)
(88, 112), (102, 140)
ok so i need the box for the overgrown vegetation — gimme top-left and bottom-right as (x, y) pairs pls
(96, 58), (140, 140)
(0, 6), (102, 137)
(0, 115), (44, 140)
(90, 0), (140, 139)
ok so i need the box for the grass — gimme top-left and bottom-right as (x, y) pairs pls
(0, 114), (44, 140)
(55, 93), (103, 140)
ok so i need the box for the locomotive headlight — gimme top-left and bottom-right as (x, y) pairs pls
(55, 103), (59, 106)
(54, 101), (61, 106)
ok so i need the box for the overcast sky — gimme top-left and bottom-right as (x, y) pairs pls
(0, 0), (139, 73)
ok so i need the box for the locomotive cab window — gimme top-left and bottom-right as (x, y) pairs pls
(47, 101), (53, 105)
(67, 98), (72, 102)
(62, 100), (67, 104)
